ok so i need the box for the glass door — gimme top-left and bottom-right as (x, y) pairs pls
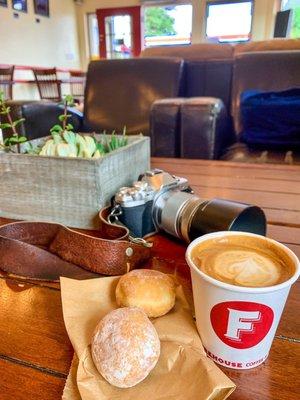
(96, 6), (141, 59)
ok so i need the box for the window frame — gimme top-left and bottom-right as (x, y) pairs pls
(205, 0), (255, 43)
(142, 2), (193, 47)
(86, 12), (100, 60)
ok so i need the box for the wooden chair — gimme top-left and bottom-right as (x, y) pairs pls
(0, 66), (15, 100)
(32, 67), (62, 102)
(70, 71), (86, 103)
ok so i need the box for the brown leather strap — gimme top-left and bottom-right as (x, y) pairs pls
(0, 207), (151, 282)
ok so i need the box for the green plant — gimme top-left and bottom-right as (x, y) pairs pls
(145, 7), (176, 37)
(50, 94), (75, 137)
(23, 141), (43, 155)
(39, 95), (129, 159)
(0, 91), (27, 153)
(0, 92), (130, 158)
(96, 127), (128, 155)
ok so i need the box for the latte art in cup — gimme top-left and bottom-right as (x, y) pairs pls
(186, 232), (300, 369)
(191, 236), (294, 288)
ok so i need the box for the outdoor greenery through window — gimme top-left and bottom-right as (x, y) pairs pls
(281, 0), (300, 38)
(144, 4), (193, 47)
(206, 0), (253, 43)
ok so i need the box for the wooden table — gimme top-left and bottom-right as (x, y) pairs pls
(0, 158), (299, 400)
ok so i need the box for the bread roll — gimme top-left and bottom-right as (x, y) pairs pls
(91, 307), (160, 388)
(116, 269), (176, 318)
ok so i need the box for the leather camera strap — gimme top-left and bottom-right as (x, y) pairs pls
(0, 207), (151, 282)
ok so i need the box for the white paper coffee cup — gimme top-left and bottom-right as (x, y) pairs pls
(185, 231), (300, 370)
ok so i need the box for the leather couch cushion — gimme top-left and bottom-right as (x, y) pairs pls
(141, 45), (233, 108)
(150, 98), (184, 157)
(234, 38), (300, 54)
(232, 51), (300, 135)
(83, 58), (184, 135)
(141, 43), (234, 61)
(184, 60), (233, 109)
(142, 40), (300, 60)
(180, 97), (234, 159)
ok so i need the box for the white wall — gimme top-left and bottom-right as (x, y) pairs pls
(0, 0), (81, 99)
(251, 0), (280, 40)
(0, 0), (80, 68)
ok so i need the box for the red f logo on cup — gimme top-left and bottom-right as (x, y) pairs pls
(224, 309), (261, 341)
(210, 301), (274, 349)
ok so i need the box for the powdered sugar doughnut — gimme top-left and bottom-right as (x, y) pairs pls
(116, 269), (176, 318)
(91, 307), (160, 388)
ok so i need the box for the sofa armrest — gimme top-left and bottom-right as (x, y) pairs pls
(150, 98), (185, 157)
(2, 101), (83, 141)
(150, 97), (235, 160)
(180, 97), (235, 159)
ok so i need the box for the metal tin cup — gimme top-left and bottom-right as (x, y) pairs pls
(185, 231), (300, 370)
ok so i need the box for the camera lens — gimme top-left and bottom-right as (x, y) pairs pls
(153, 191), (266, 243)
(187, 198), (267, 242)
(152, 191), (193, 238)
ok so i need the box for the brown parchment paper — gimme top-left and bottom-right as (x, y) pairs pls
(60, 276), (235, 400)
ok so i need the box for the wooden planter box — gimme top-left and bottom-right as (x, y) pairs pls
(0, 134), (150, 229)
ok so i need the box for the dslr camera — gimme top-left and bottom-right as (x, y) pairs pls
(112, 169), (266, 243)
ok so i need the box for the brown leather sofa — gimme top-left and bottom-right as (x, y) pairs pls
(4, 39), (300, 164)
(146, 40), (300, 164)
(143, 43), (235, 158)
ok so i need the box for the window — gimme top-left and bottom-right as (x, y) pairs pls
(281, 0), (300, 38)
(206, 1), (253, 43)
(87, 13), (100, 60)
(143, 4), (193, 47)
(104, 15), (133, 59)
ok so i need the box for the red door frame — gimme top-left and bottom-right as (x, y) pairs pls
(96, 6), (141, 59)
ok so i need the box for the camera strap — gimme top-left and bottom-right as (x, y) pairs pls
(107, 204), (153, 248)
(0, 206), (152, 282)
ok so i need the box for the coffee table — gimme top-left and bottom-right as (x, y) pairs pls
(0, 159), (299, 400)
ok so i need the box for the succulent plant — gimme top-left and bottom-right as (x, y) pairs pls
(39, 95), (128, 159)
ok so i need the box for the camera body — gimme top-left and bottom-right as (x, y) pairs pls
(114, 169), (189, 238)
(113, 169), (266, 242)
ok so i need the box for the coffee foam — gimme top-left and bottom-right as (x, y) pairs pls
(191, 236), (294, 288)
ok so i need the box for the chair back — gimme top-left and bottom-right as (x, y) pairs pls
(32, 68), (61, 102)
(83, 58), (184, 135)
(0, 66), (14, 100)
(70, 71), (86, 101)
